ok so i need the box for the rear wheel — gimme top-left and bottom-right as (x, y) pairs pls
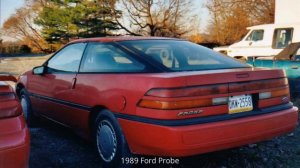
(94, 110), (132, 168)
(20, 89), (39, 127)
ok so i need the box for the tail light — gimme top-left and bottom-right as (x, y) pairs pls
(139, 78), (289, 110)
(146, 84), (228, 98)
(0, 75), (17, 82)
(229, 78), (288, 92)
(0, 92), (21, 119)
(0, 93), (16, 102)
(138, 97), (228, 110)
(0, 75), (21, 118)
(140, 84), (229, 110)
(259, 87), (289, 100)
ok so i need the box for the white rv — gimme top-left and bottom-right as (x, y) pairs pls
(214, 0), (300, 59)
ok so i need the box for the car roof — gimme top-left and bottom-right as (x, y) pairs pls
(247, 23), (300, 30)
(68, 36), (183, 44)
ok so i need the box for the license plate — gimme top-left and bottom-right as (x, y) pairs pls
(229, 95), (253, 114)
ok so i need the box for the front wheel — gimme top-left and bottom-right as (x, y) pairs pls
(20, 89), (39, 127)
(94, 110), (132, 168)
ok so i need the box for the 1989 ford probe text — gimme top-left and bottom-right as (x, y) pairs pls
(121, 157), (180, 165)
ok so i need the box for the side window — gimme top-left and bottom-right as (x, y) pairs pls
(293, 48), (300, 61)
(246, 30), (264, 41)
(47, 43), (86, 73)
(273, 28), (293, 49)
(80, 43), (145, 73)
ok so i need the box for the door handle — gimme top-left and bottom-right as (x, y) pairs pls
(290, 66), (299, 69)
(249, 42), (253, 46)
(71, 78), (77, 89)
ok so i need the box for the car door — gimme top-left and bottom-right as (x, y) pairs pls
(245, 29), (267, 55)
(28, 42), (87, 124)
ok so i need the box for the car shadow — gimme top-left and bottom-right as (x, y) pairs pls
(29, 120), (101, 168)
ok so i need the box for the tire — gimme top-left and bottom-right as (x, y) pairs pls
(94, 110), (132, 168)
(20, 89), (39, 127)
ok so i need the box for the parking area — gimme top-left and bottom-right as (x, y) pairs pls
(29, 123), (100, 168)
(2, 57), (300, 168)
(29, 99), (300, 168)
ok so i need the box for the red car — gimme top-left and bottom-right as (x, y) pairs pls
(17, 37), (298, 167)
(0, 75), (30, 168)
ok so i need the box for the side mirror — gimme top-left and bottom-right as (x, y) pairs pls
(33, 66), (45, 75)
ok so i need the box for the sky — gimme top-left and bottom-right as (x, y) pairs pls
(0, 0), (210, 32)
(0, 0), (25, 26)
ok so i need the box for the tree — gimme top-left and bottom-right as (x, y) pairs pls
(188, 33), (204, 44)
(76, 0), (120, 37)
(114, 0), (196, 37)
(35, 0), (120, 43)
(0, 39), (3, 54)
(19, 44), (32, 53)
(206, 0), (275, 45)
(2, 3), (49, 52)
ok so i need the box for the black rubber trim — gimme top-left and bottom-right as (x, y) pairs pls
(114, 103), (294, 126)
(29, 92), (294, 127)
(29, 93), (91, 111)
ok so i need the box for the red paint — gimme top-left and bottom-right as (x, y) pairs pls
(0, 76), (30, 168)
(0, 116), (30, 168)
(119, 107), (298, 157)
(17, 37), (298, 157)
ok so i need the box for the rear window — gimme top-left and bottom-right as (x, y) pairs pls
(119, 40), (249, 71)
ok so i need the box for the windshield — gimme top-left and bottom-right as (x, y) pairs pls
(119, 40), (249, 71)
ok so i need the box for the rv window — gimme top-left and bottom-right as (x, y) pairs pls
(273, 28), (293, 49)
(246, 30), (264, 41)
(294, 48), (300, 61)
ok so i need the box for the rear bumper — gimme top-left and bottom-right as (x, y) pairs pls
(0, 115), (30, 168)
(119, 106), (298, 157)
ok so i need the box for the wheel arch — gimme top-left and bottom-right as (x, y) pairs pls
(89, 106), (123, 134)
(16, 83), (25, 97)
(89, 106), (130, 150)
(89, 105), (106, 131)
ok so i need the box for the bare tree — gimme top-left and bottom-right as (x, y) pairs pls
(2, 1), (49, 52)
(114, 0), (196, 37)
(206, 0), (275, 45)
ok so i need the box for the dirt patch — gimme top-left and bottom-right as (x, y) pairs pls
(0, 56), (50, 76)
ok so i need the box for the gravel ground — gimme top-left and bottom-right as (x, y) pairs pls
(29, 124), (101, 168)
(29, 99), (300, 168)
